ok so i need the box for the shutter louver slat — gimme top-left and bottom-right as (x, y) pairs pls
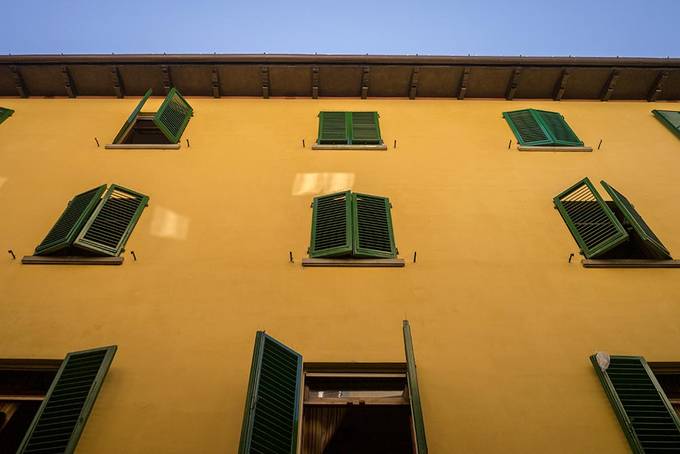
(17, 346), (117, 454)
(352, 193), (397, 258)
(600, 180), (672, 260)
(309, 191), (353, 258)
(73, 184), (149, 257)
(153, 87), (193, 143)
(34, 185), (107, 256)
(239, 332), (302, 454)
(652, 110), (680, 139)
(317, 112), (349, 144)
(591, 355), (680, 454)
(553, 178), (628, 258)
(350, 112), (382, 144)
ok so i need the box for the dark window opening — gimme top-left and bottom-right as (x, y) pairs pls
(0, 360), (60, 454)
(120, 118), (172, 145)
(597, 201), (667, 260)
(649, 363), (680, 417)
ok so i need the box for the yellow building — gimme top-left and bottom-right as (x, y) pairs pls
(1, 54), (680, 453)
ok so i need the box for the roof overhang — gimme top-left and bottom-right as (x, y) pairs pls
(1, 54), (679, 100)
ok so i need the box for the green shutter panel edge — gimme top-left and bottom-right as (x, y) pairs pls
(73, 184), (149, 257)
(652, 110), (680, 139)
(352, 192), (397, 258)
(112, 88), (152, 144)
(600, 180), (672, 260)
(350, 112), (382, 145)
(153, 87), (193, 143)
(503, 109), (553, 146)
(590, 354), (680, 454)
(403, 321), (428, 454)
(534, 109), (584, 146)
(553, 178), (628, 258)
(317, 111), (349, 144)
(238, 332), (303, 454)
(309, 191), (353, 258)
(16, 345), (117, 454)
(0, 107), (15, 124)
(34, 185), (107, 256)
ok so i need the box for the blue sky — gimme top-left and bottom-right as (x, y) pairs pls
(3, 0), (679, 57)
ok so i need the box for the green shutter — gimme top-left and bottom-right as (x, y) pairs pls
(34, 185), (107, 256)
(590, 354), (680, 454)
(73, 184), (149, 257)
(309, 191), (353, 258)
(403, 321), (428, 454)
(16, 346), (117, 454)
(317, 112), (349, 144)
(652, 110), (680, 139)
(350, 112), (382, 144)
(239, 332), (302, 454)
(553, 178), (628, 258)
(112, 88), (152, 144)
(153, 87), (193, 143)
(601, 180), (672, 260)
(352, 192), (397, 258)
(0, 107), (14, 124)
(503, 109), (583, 146)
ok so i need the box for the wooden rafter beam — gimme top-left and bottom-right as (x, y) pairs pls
(505, 67), (522, 100)
(409, 67), (420, 99)
(361, 66), (370, 99)
(553, 69), (571, 101)
(312, 66), (319, 99)
(110, 66), (124, 98)
(647, 70), (669, 102)
(61, 65), (76, 98)
(161, 65), (172, 94)
(260, 66), (270, 98)
(600, 68), (620, 101)
(9, 65), (27, 98)
(457, 67), (470, 100)
(211, 67), (221, 98)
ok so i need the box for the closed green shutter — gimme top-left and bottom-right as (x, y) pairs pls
(652, 110), (680, 139)
(73, 184), (149, 256)
(553, 178), (628, 258)
(352, 192), (397, 258)
(504, 109), (583, 146)
(317, 112), (349, 144)
(600, 180), (672, 260)
(590, 354), (680, 454)
(153, 87), (193, 143)
(239, 332), (303, 454)
(350, 112), (382, 144)
(34, 185), (107, 256)
(16, 346), (117, 454)
(112, 88), (152, 144)
(0, 107), (14, 124)
(309, 191), (353, 258)
(403, 321), (428, 454)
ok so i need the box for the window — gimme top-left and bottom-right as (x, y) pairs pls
(0, 107), (14, 125)
(652, 109), (680, 139)
(23, 184), (149, 265)
(238, 321), (427, 454)
(553, 177), (678, 267)
(313, 112), (387, 150)
(503, 108), (590, 151)
(590, 353), (680, 453)
(2, 346), (116, 454)
(303, 191), (403, 267)
(105, 88), (193, 149)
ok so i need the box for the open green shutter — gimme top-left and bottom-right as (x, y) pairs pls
(153, 87), (193, 143)
(590, 354), (680, 454)
(553, 178), (628, 258)
(350, 112), (382, 144)
(0, 107), (14, 124)
(533, 109), (584, 146)
(239, 332), (303, 454)
(503, 109), (553, 146)
(34, 185), (107, 256)
(403, 321), (428, 454)
(352, 192), (397, 258)
(73, 184), (149, 256)
(652, 110), (680, 139)
(601, 180), (672, 260)
(309, 191), (353, 258)
(317, 112), (349, 144)
(112, 88), (152, 144)
(16, 346), (117, 454)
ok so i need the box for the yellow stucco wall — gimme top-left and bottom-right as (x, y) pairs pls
(1, 96), (680, 453)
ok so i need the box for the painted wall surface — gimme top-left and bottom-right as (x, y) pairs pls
(1, 96), (680, 453)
